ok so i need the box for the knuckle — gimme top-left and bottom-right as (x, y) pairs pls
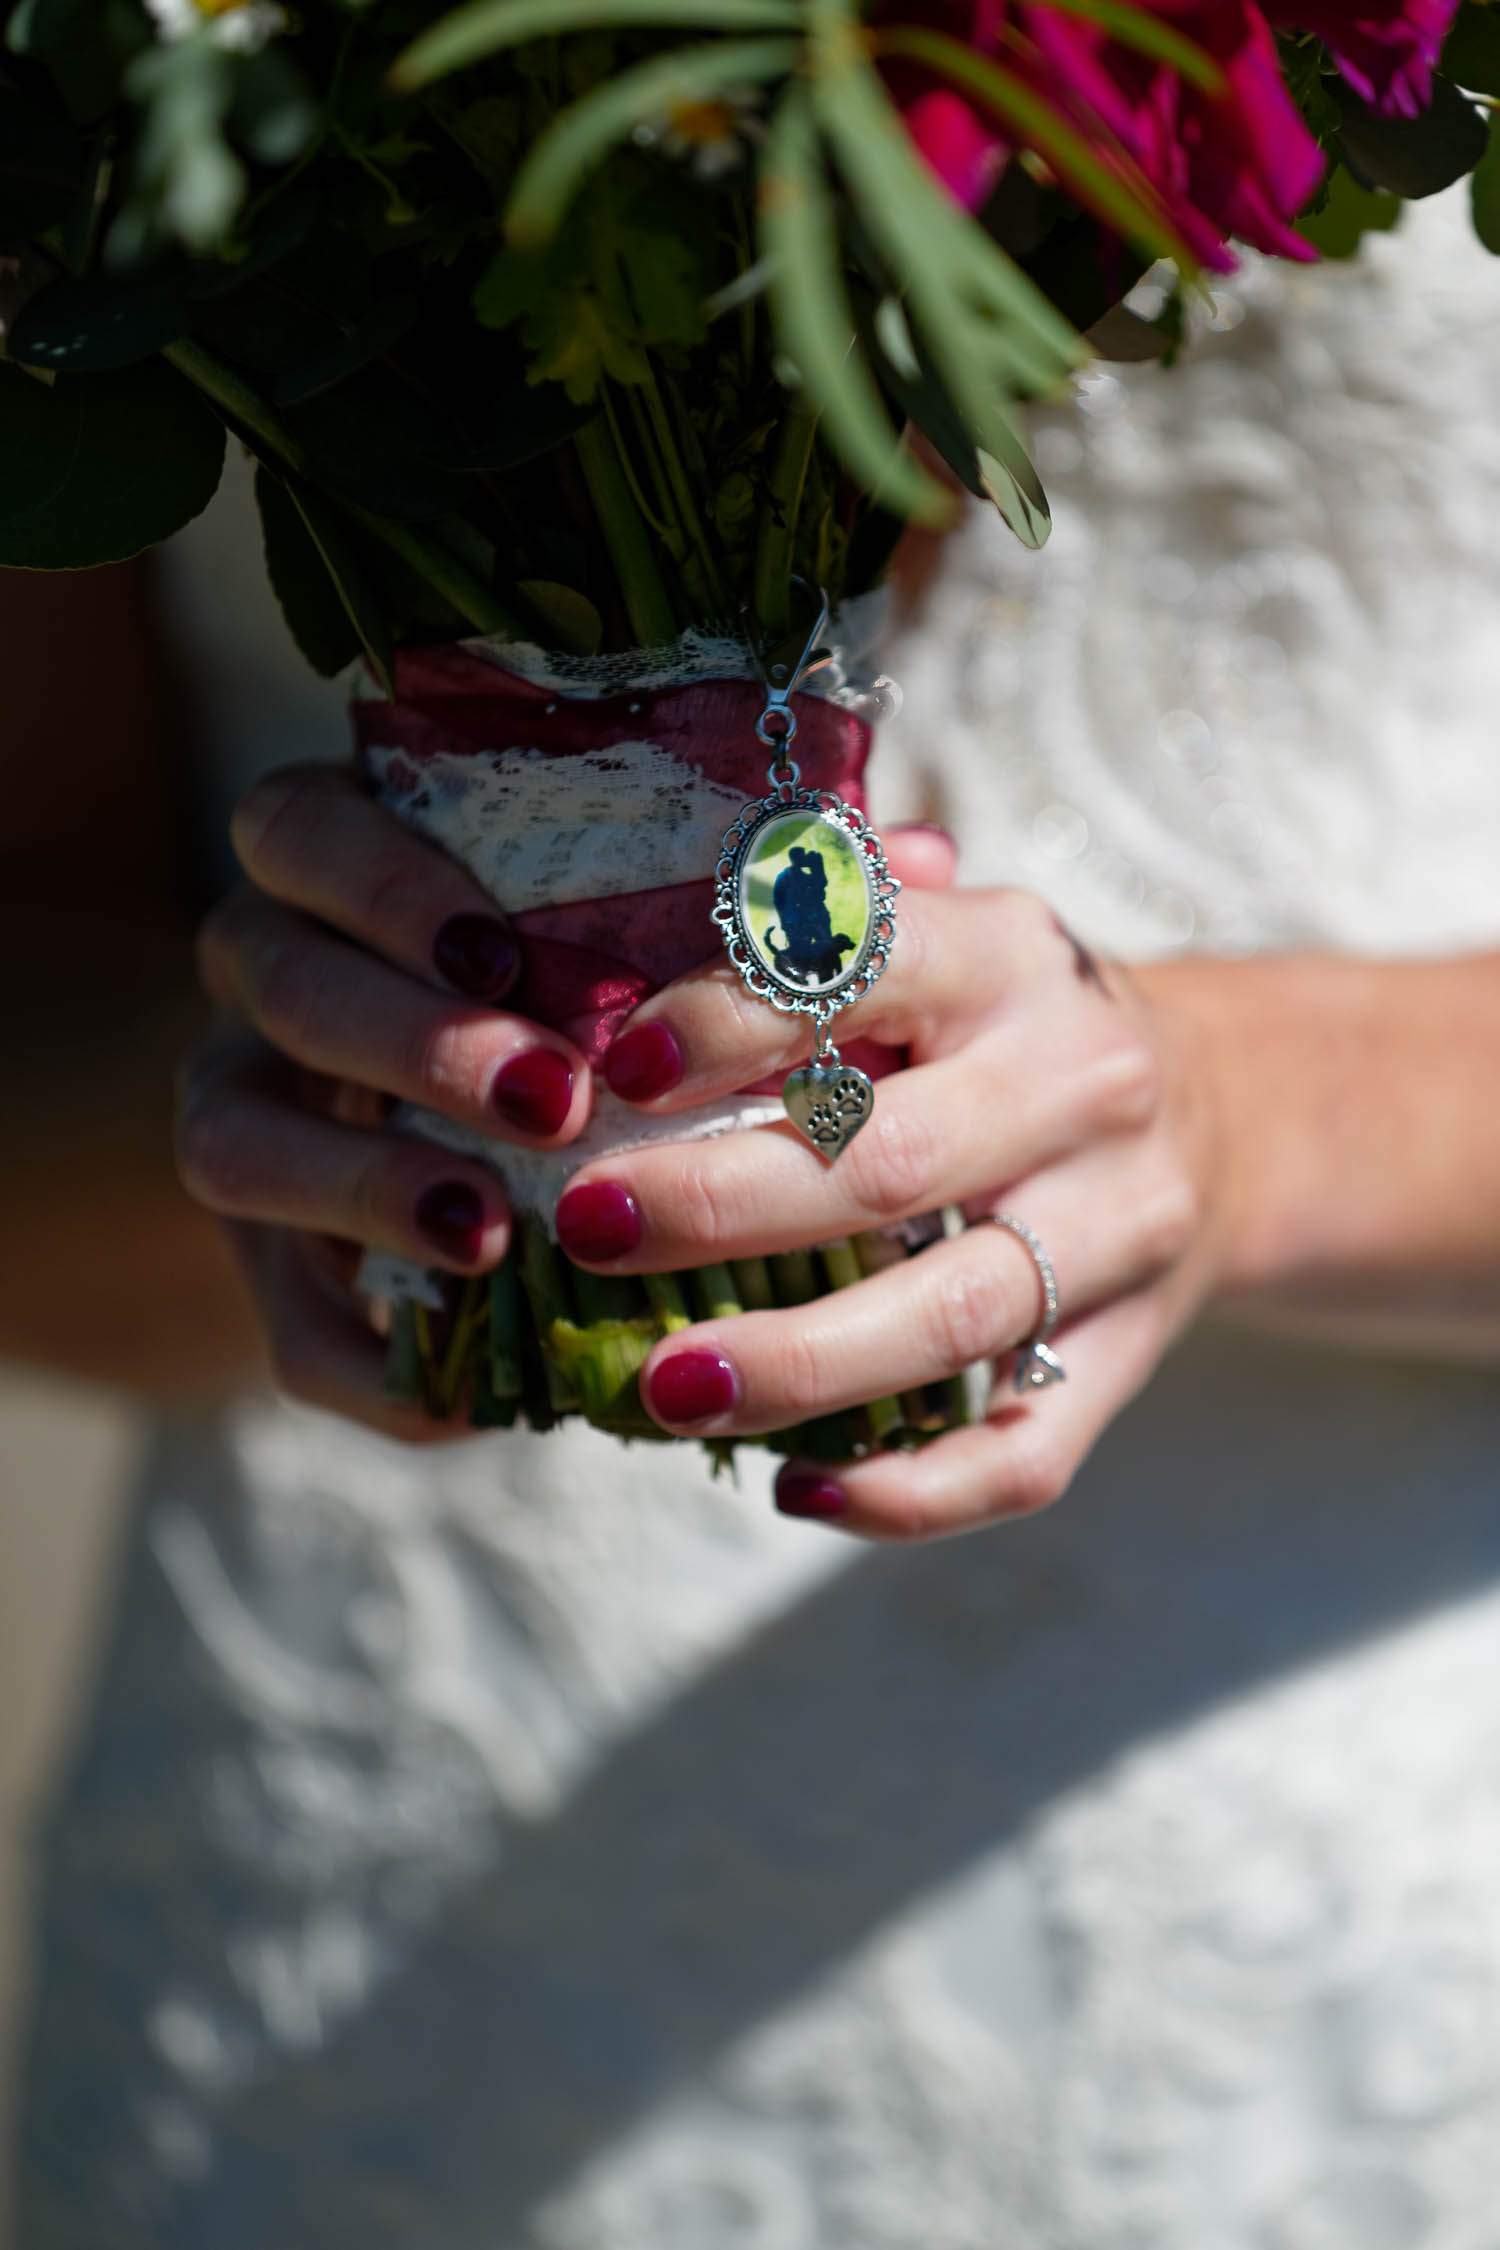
(251, 933), (320, 1050)
(230, 764), (325, 878)
(662, 1148), (745, 1255)
(356, 849), (421, 945)
(874, 1484), (938, 1544)
(174, 1086), (249, 1212)
(405, 1016), (474, 1114)
(845, 1103), (938, 1222)
(998, 1428), (1069, 1518)
(926, 1258), (1001, 1372)
(1084, 1030), (1161, 1136)
(993, 886), (1056, 957)
(1138, 1174), (1199, 1274)
(770, 1326), (831, 1422)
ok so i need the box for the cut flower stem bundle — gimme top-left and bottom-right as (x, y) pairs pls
(387, 1213), (973, 1458)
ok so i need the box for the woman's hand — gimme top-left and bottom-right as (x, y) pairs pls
(567, 892), (1231, 1538)
(177, 760), (1233, 1516)
(177, 761), (595, 1442)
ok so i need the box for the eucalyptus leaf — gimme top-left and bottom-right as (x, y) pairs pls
(393, 0), (802, 92)
(0, 358), (224, 568)
(8, 268), (188, 373)
(1333, 73), (1487, 197)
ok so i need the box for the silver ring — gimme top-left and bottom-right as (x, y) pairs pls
(991, 1213), (1067, 1393)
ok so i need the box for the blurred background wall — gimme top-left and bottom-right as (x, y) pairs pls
(0, 457), (347, 2231)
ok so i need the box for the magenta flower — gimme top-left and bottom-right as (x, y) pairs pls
(888, 0), (1326, 268)
(1269, 0), (1460, 116)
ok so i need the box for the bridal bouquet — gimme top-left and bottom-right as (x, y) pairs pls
(3, 0), (1494, 1452)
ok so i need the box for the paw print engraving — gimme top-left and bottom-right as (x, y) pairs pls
(832, 1074), (870, 1114)
(807, 1102), (843, 1144)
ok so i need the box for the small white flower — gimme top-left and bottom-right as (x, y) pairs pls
(632, 87), (762, 181)
(143, 0), (286, 51)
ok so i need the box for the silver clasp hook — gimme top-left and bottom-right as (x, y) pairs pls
(749, 580), (832, 779)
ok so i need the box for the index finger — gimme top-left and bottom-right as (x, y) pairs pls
(600, 887), (1062, 1113)
(233, 763), (523, 1005)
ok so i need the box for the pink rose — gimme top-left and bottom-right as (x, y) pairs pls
(888, 0), (1325, 265)
(1269, 0), (1460, 116)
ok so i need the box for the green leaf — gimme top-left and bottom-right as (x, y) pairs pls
(809, 0), (1085, 417)
(392, 0), (802, 92)
(760, 85), (953, 526)
(867, 294), (1050, 548)
(1295, 160), (1402, 256)
(8, 269), (188, 373)
(270, 292), (420, 406)
(516, 577), (604, 652)
(0, 359), (224, 569)
(1441, 1), (1500, 96)
(440, 383), (593, 470)
(1471, 110), (1500, 251)
(1333, 72), (1488, 197)
(476, 167), (712, 401)
(875, 26), (1197, 270)
(506, 36), (798, 245)
(0, 60), (83, 236)
(255, 463), (395, 689)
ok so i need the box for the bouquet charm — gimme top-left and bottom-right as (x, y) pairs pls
(716, 588), (900, 1163)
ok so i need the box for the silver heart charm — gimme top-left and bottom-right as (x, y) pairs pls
(782, 1061), (875, 1163)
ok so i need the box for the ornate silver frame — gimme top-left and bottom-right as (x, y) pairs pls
(711, 783), (900, 1022)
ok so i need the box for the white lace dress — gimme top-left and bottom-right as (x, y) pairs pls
(16, 193), (1500, 2250)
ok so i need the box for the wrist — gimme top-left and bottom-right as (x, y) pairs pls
(1134, 951), (1385, 1301)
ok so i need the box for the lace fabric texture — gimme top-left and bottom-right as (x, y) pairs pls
(17, 194), (1500, 2249)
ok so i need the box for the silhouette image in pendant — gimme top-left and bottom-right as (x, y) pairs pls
(765, 846), (855, 989)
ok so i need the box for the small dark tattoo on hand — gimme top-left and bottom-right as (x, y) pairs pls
(1050, 912), (1112, 997)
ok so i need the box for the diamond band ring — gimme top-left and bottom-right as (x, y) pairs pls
(991, 1213), (1067, 1393)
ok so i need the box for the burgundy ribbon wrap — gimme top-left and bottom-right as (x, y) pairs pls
(354, 648), (901, 1088)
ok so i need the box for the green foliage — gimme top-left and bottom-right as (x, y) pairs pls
(1296, 161), (1403, 256)
(0, 359), (223, 567)
(0, 0), (1494, 660)
(255, 461), (395, 687)
(1471, 110), (1500, 251)
(475, 162), (712, 401)
(1441, 1), (1500, 95)
(1332, 72), (1488, 196)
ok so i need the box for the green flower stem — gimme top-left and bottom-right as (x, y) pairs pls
(690, 1263), (743, 1322)
(437, 1275), (488, 1416)
(518, 1216), (581, 1414)
(574, 410), (679, 647)
(161, 340), (520, 638)
(573, 1268), (643, 1322)
(731, 1256), (776, 1311)
(551, 1314), (658, 1428)
(644, 1271), (694, 1333)
(768, 1246), (819, 1304)
(488, 1260), (526, 1398)
(636, 359), (729, 620)
(821, 1236), (902, 1442)
(384, 1298), (424, 1403)
(753, 393), (821, 641)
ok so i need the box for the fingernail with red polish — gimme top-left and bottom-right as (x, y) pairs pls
(646, 1349), (739, 1427)
(775, 1463), (849, 1519)
(416, 1180), (487, 1264)
(604, 1020), (685, 1104)
(434, 913), (520, 1000)
(492, 1049), (575, 1137)
(556, 1179), (641, 1263)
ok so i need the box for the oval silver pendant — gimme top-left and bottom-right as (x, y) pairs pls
(712, 787), (899, 1020)
(712, 784), (899, 1161)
